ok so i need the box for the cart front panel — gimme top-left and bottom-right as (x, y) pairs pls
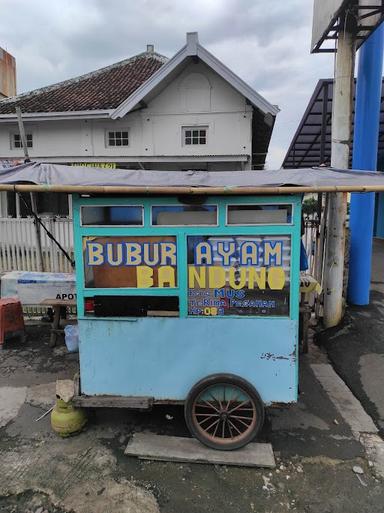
(78, 316), (297, 405)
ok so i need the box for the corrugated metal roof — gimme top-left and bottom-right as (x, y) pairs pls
(282, 78), (384, 169)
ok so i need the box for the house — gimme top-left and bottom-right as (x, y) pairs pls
(0, 32), (278, 218)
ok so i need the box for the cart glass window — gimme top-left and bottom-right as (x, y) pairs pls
(83, 236), (177, 288)
(227, 204), (292, 225)
(152, 205), (217, 226)
(187, 235), (291, 317)
(84, 295), (179, 317)
(81, 206), (143, 226)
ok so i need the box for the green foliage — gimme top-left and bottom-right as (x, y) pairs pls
(302, 197), (318, 216)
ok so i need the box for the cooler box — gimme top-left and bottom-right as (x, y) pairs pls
(0, 271), (76, 305)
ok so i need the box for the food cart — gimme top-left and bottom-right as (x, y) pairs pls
(73, 192), (301, 450)
(4, 163), (384, 449)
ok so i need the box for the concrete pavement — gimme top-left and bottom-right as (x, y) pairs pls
(0, 323), (383, 512)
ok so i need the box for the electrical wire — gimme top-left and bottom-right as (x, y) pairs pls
(17, 191), (75, 268)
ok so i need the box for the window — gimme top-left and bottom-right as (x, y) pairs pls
(152, 205), (217, 226)
(183, 127), (207, 145)
(12, 133), (33, 149)
(107, 130), (129, 147)
(227, 205), (293, 225)
(187, 235), (291, 317)
(81, 206), (143, 226)
(7, 191), (69, 217)
(83, 235), (178, 289)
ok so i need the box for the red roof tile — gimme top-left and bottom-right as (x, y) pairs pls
(0, 52), (167, 114)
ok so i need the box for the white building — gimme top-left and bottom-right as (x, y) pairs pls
(0, 32), (278, 217)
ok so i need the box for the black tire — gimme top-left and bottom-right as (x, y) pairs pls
(184, 373), (264, 451)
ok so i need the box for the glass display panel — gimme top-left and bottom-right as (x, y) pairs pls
(152, 205), (217, 226)
(85, 295), (179, 317)
(81, 206), (143, 226)
(83, 236), (177, 288)
(187, 235), (291, 317)
(227, 204), (292, 225)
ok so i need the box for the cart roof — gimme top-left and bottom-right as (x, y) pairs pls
(1, 161), (384, 195)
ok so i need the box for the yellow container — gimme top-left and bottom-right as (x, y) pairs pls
(51, 399), (87, 437)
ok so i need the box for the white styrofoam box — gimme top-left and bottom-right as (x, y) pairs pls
(1, 271), (76, 305)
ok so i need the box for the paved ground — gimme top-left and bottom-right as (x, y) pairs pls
(0, 320), (384, 513)
(320, 239), (384, 433)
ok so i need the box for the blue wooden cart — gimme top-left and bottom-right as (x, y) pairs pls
(72, 193), (301, 450)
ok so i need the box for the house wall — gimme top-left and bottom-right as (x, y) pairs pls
(0, 62), (252, 167)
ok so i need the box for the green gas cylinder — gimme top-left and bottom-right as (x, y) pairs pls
(51, 398), (87, 437)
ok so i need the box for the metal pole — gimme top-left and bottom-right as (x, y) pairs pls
(15, 107), (45, 271)
(323, 24), (356, 328)
(319, 83), (329, 165)
(15, 107), (29, 161)
(29, 191), (45, 271)
(348, 23), (384, 305)
(5, 184), (384, 194)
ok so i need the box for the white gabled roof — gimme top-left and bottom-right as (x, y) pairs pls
(111, 32), (279, 119)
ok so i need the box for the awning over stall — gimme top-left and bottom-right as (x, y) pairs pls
(2, 161), (384, 194)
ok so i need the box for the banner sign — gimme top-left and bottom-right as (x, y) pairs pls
(187, 235), (290, 317)
(312, 0), (347, 51)
(71, 162), (117, 169)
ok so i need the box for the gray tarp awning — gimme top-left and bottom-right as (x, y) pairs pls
(1, 162), (384, 193)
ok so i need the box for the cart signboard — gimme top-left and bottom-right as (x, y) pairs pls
(83, 236), (178, 288)
(187, 235), (291, 317)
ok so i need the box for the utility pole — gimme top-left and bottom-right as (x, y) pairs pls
(323, 19), (356, 328)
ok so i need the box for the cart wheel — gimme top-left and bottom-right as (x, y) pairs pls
(184, 374), (264, 451)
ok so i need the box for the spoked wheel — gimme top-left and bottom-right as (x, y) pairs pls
(184, 374), (264, 450)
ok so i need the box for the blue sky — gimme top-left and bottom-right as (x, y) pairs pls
(0, 0), (335, 168)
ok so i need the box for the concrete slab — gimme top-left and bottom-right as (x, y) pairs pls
(0, 386), (27, 427)
(311, 364), (378, 435)
(125, 433), (275, 468)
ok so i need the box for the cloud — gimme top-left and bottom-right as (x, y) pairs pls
(0, 0), (334, 168)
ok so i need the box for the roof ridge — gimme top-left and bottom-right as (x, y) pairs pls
(0, 50), (168, 106)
